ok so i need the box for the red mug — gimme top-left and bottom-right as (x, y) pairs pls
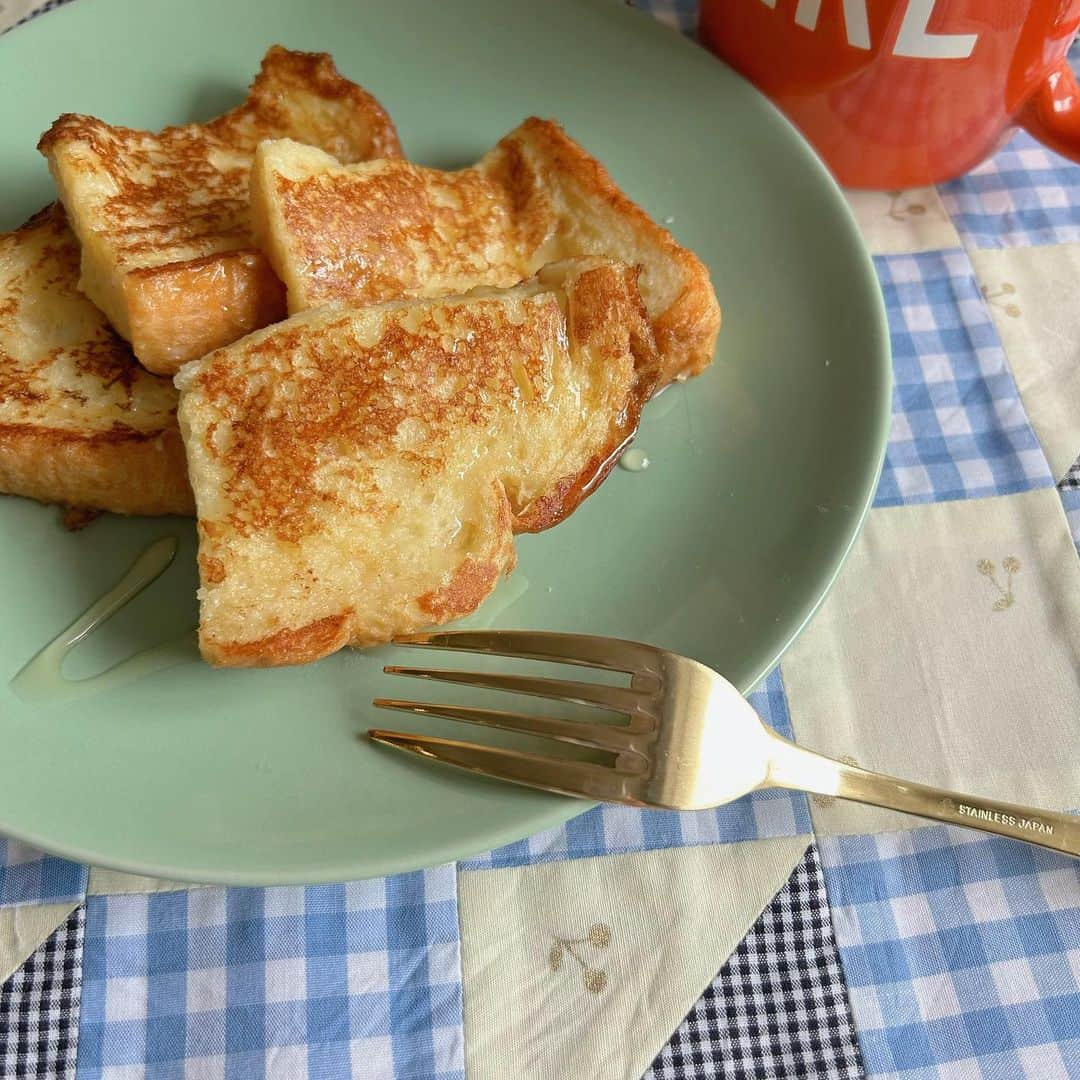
(699, 0), (1080, 188)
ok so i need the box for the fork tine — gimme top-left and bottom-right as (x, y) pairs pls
(391, 630), (661, 676)
(382, 666), (643, 714)
(372, 698), (642, 752)
(368, 729), (645, 803)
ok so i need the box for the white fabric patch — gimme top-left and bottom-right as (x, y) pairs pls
(781, 488), (1080, 836)
(969, 243), (1080, 480)
(843, 186), (961, 255)
(458, 836), (810, 1080)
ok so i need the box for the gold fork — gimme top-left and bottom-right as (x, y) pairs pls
(369, 630), (1079, 857)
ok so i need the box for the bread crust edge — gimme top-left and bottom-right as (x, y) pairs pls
(0, 423), (193, 516)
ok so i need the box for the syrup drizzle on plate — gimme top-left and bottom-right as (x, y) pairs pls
(618, 447), (650, 472)
(11, 537), (196, 704)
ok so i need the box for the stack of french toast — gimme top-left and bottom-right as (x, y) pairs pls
(0, 47), (720, 667)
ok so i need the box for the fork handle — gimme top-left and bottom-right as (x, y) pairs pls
(764, 735), (1079, 858)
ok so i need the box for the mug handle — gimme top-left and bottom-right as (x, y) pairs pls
(1019, 59), (1080, 162)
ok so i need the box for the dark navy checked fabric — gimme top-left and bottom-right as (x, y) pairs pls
(0, 904), (83, 1079)
(1059, 458), (1080, 551)
(644, 845), (864, 1080)
(2, 3), (1078, 1080)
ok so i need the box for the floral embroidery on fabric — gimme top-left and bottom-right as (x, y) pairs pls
(887, 191), (927, 221)
(548, 923), (612, 993)
(977, 557), (1021, 610)
(981, 282), (1021, 318)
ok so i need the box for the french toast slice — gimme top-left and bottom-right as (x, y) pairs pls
(39, 46), (402, 376)
(250, 117), (720, 387)
(0, 205), (192, 516)
(176, 257), (659, 667)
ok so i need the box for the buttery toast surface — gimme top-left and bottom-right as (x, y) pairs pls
(251, 117), (719, 387)
(0, 205), (192, 516)
(39, 46), (401, 375)
(176, 257), (659, 667)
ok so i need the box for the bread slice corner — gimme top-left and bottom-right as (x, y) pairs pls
(39, 45), (402, 375)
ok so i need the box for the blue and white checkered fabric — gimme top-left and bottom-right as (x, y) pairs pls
(820, 826), (1080, 1079)
(937, 41), (1080, 251)
(940, 131), (1080, 251)
(462, 668), (811, 870)
(4, 4), (1080, 1079)
(77, 868), (463, 1080)
(874, 250), (1053, 507)
(0, 836), (87, 908)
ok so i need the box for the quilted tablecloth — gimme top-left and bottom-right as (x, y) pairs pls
(1, 1), (1078, 1077)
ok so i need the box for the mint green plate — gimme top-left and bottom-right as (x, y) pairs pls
(0, 0), (890, 884)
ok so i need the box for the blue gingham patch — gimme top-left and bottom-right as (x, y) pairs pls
(819, 826), (1080, 1079)
(935, 37), (1080, 250)
(634, 0), (696, 34)
(77, 868), (463, 1080)
(462, 669), (811, 871)
(874, 250), (1053, 507)
(939, 130), (1080, 250)
(0, 837), (87, 909)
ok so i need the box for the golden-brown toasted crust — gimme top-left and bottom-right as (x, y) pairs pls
(504, 118), (720, 382)
(0, 423), (193, 516)
(0, 205), (193, 515)
(262, 155), (524, 305)
(231, 46), (401, 162)
(178, 257), (660, 666)
(253, 116), (719, 386)
(417, 489), (517, 621)
(62, 506), (102, 531)
(418, 558), (504, 621)
(514, 263), (658, 531)
(202, 611), (353, 668)
(39, 46), (401, 374)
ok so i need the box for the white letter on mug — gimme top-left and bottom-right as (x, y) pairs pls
(894, 0), (978, 59)
(793, 0), (871, 50)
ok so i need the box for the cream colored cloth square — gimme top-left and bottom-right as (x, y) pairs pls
(781, 488), (1080, 836)
(87, 867), (210, 896)
(0, 900), (78, 984)
(968, 244), (1080, 481)
(843, 187), (961, 254)
(459, 836), (809, 1080)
